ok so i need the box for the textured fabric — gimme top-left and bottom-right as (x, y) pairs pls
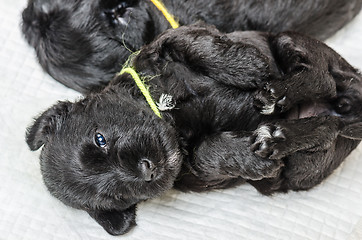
(1, 1), (362, 239)
(349, 218), (362, 240)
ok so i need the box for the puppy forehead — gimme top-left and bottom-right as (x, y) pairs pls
(56, 98), (156, 140)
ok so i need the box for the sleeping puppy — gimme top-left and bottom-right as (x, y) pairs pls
(21, 0), (362, 93)
(26, 25), (362, 235)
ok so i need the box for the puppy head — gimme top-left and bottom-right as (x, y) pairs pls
(21, 0), (159, 93)
(271, 32), (362, 140)
(305, 35), (362, 140)
(26, 91), (182, 235)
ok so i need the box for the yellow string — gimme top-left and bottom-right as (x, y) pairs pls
(118, 1), (178, 118)
(150, 0), (180, 29)
(120, 67), (162, 118)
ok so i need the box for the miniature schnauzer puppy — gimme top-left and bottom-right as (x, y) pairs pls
(21, 0), (362, 92)
(26, 25), (362, 235)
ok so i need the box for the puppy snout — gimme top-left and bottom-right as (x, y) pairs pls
(140, 159), (156, 182)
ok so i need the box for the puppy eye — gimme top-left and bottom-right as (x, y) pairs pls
(95, 133), (107, 148)
(335, 97), (352, 114)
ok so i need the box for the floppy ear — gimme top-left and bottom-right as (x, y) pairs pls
(25, 101), (73, 150)
(271, 32), (312, 73)
(86, 205), (137, 236)
(339, 123), (362, 140)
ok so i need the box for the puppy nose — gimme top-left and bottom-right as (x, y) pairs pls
(140, 159), (156, 182)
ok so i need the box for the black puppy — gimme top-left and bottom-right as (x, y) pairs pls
(26, 25), (362, 235)
(21, 0), (362, 93)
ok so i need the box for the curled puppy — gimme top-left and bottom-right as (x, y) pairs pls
(26, 25), (362, 235)
(21, 0), (362, 93)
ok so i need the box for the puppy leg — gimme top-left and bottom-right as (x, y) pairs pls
(251, 116), (339, 160)
(249, 116), (353, 194)
(283, 137), (360, 191)
(136, 25), (270, 90)
(255, 32), (338, 114)
(190, 132), (283, 182)
(250, 136), (360, 194)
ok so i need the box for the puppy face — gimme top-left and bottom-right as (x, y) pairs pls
(26, 90), (182, 234)
(22, 0), (158, 92)
(265, 32), (362, 139)
(297, 35), (362, 138)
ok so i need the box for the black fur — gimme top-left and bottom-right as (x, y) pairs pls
(21, 0), (362, 93)
(26, 25), (362, 235)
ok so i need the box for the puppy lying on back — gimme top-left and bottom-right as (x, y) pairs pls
(21, 0), (362, 93)
(26, 25), (362, 235)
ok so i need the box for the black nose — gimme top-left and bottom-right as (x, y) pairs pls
(140, 159), (156, 182)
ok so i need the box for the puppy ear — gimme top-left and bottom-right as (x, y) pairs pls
(26, 101), (73, 150)
(339, 123), (362, 140)
(86, 205), (137, 236)
(272, 33), (311, 73)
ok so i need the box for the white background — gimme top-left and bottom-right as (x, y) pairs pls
(0, 1), (362, 239)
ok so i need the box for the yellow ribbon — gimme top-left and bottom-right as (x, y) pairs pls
(120, 67), (162, 118)
(150, 0), (180, 29)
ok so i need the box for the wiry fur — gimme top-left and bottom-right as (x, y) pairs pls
(26, 25), (362, 235)
(21, 0), (362, 93)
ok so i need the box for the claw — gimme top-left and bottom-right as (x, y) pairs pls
(272, 127), (286, 140)
(261, 103), (276, 115)
(277, 96), (287, 106)
(269, 87), (276, 96)
(269, 150), (281, 160)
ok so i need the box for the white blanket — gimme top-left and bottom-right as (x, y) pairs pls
(1, 1), (362, 239)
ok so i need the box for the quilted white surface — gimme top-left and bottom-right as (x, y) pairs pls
(1, 1), (362, 239)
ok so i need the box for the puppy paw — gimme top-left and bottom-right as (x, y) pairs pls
(254, 83), (290, 115)
(251, 124), (287, 159)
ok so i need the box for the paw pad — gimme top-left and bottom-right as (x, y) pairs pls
(254, 83), (290, 115)
(251, 124), (286, 159)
